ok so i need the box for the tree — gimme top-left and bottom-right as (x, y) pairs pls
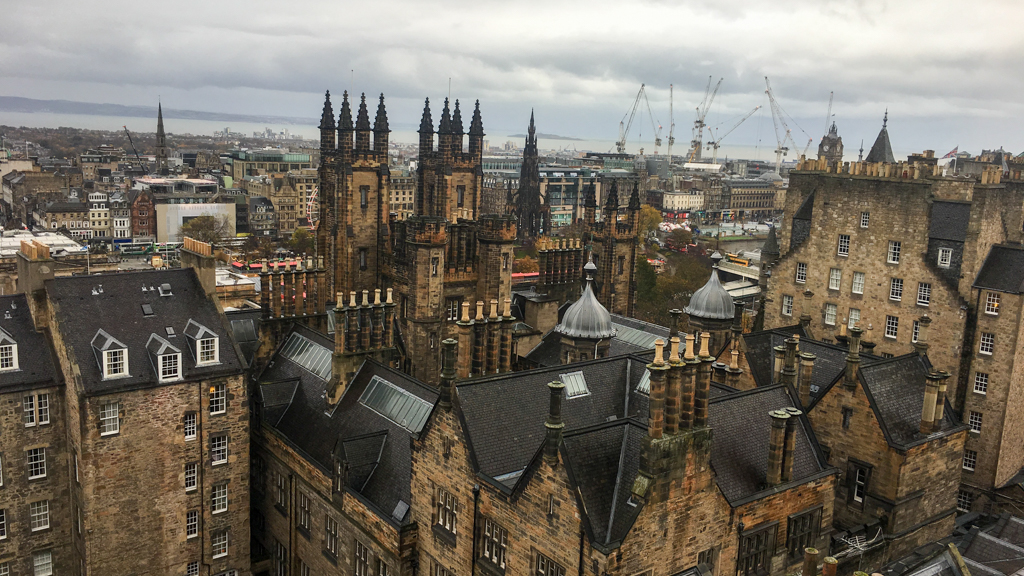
(636, 258), (657, 301)
(178, 215), (231, 245)
(670, 227), (693, 246)
(289, 227), (315, 255)
(513, 255), (539, 273)
(637, 205), (662, 239)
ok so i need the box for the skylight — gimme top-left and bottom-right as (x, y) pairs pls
(359, 375), (432, 433)
(279, 332), (332, 381)
(560, 371), (590, 399)
(635, 370), (651, 395)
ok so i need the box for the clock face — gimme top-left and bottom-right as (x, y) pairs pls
(823, 144), (830, 152)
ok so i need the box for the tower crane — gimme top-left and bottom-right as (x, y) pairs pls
(122, 126), (148, 173)
(705, 106), (761, 164)
(666, 84), (676, 162)
(764, 77), (815, 173)
(688, 76), (723, 162)
(616, 84), (663, 155)
(823, 91), (834, 136)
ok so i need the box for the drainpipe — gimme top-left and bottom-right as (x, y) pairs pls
(471, 484), (480, 575)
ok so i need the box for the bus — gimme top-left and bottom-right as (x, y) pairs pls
(119, 240), (154, 255)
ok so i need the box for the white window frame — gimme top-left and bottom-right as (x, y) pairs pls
(918, 283), (931, 306)
(185, 463), (198, 492)
(985, 292), (1001, 315)
(969, 411), (982, 433)
(198, 337), (219, 366)
(887, 241), (901, 264)
(29, 500), (49, 531)
(0, 509), (5, 540)
(210, 383), (226, 415)
(980, 333), (995, 355)
(837, 235), (850, 256)
(853, 467), (868, 503)
(890, 278), (903, 301)
(33, 550), (52, 576)
(884, 315), (899, 339)
(860, 212), (870, 228)
(782, 295), (794, 316)
(913, 320), (920, 343)
(963, 450), (977, 471)
(211, 435), (228, 465)
(159, 353), (181, 382)
(852, 272), (865, 295)
(938, 247), (952, 268)
(23, 394), (36, 427)
(187, 562), (200, 576)
(184, 413), (197, 440)
(0, 344), (17, 371)
(829, 268), (842, 290)
(186, 510), (199, 538)
(825, 303), (837, 326)
(212, 484), (228, 514)
(100, 402), (119, 435)
(795, 263), (807, 284)
(974, 372), (988, 395)
(958, 490), (973, 513)
(436, 486), (458, 534)
(212, 531), (229, 559)
(103, 348), (127, 378)
(27, 448), (46, 479)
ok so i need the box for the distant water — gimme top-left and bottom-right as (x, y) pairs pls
(1, 110), (798, 163)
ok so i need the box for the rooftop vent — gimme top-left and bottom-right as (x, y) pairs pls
(165, 327), (175, 337)
(141, 304), (154, 316)
(158, 283), (172, 297)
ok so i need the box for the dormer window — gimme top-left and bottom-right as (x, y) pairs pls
(92, 329), (129, 379)
(147, 334), (182, 383)
(184, 320), (219, 366)
(160, 353), (181, 381)
(0, 328), (18, 371)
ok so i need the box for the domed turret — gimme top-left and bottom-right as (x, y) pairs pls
(555, 257), (616, 363)
(684, 267), (734, 321)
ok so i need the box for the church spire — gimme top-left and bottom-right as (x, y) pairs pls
(355, 93), (371, 130)
(338, 91), (353, 130)
(155, 101), (169, 176)
(628, 181), (642, 211)
(604, 180), (620, 212)
(418, 98), (433, 134)
(438, 98), (452, 134)
(319, 90), (335, 130)
(451, 99), (464, 135)
(468, 100), (484, 136)
(865, 111), (894, 163)
(373, 93), (389, 132)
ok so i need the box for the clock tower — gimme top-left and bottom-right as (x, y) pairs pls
(817, 121), (843, 166)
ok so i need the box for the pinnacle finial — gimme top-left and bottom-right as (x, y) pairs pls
(373, 93), (389, 132)
(355, 93), (371, 130)
(883, 109), (888, 129)
(628, 181), (641, 211)
(605, 179), (620, 211)
(419, 98), (433, 134)
(469, 99), (484, 136)
(319, 90), (335, 130)
(438, 97), (453, 134)
(338, 90), (353, 130)
(451, 99), (464, 134)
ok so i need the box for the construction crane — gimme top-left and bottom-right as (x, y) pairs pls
(764, 77), (815, 173)
(688, 76), (723, 162)
(307, 185), (320, 230)
(823, 91), (834, 136)
(122, 126), (148, 173)
(666, 84), (676, 163)
(616, 84), (663, 155)
(705, 106), (761, 164)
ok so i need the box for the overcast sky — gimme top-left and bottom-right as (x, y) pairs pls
(2, 0), (1022, 155)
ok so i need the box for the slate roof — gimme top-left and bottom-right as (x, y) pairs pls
(866, 123), (895, 163)
(259, 326), (438, 525)
(225, 308), (262, 365)
(963, 531), (1024, 575)
(974, 244), (1024, 294)
(857, 354), (964, 449)
(929, 202), (971, 242)
(45, 268), (243, 396)
(555, 277), (616, 339)
(0, 294), (60, 393)
(525, 327), (660, 368)
(709, 385), (829, 505)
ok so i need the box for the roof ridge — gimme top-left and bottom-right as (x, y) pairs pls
(709, 383), (788, 404)
(604, 423), (633, 545)
(456, 354), (630, 386)
(561, 417), (639, 437)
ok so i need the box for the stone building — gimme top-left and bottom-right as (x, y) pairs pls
(1, 239), (251, 575)
(817, 123), (844, 165)
(130, 189), (156, 240)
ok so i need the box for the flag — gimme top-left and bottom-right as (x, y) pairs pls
(941, 146), (958, 159)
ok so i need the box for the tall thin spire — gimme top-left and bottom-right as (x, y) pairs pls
(155, 101), (168, 176)
(373, 93), (389, 132)
(355, 93), (371, 130)
(419, 98), (433, 134)
(438, 98), (452, 134)
(319, 90), (335, 130)
(468, 100), (484, 136)
(338, 91), (353, 130)
(605, 180), (620, 211)
(451, 99), (464, 134)
(883, 108), (888, 129)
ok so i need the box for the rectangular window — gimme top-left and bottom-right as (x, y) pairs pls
(446, 298), (462, 321)
(457, 185), (466, 208)
(782, 295), (794, 316)
(837, 234), (850, 256)
(851, 271), (865, 295)
(980, 332), (995, 355)
(359, 248), (368, 271)
(212, 435), (228, 465)
(33, 551), (53, 576)
(185, 463), (197, 491)
(482, 519), (508, 570)
(28, 448), (46, 479)
(100, 401), (119, 435)
(917, 282), (931, 306)
(300, 560), (311, 576)
(969, 411), (982, 433)
(888, 241), (901, 264)
(276, 473), (287, 508)
(355, 541), (370, 576)
(212, 530), (229, 558)
(938, 247), (953, 268)
(431, 257), (439, 277)
(842, 407), (853, 429)
(186, 510), (199, 538)
(325, 515), (339, 556)
(212, 484), (228, 514)
(829, 268), (842, 290)
(436, 487), (458, 534)
(0, 346), (16, 371)
(536, 553), (566, 576)
(0, 510), (5, 539)
(199, 338), (218, 364)
(210, 384), (226, 415)
(30, 500), (49, 531)
(697, 548), (717, 572)
(0, 562), (8, 576)
(737, 524), (777, 576)
(378, 559), (391, 576)
(851, 464), (869, 503)
(276, 540), (288, 576)
(104, 348), (126, 377)
(975, 372), (989, 394)
(360, 185), (369, 209)
(787, 508), (821, 558)
(435, 564), (454, 576)
(860, 212), (870, 228)
(34, 394), (49, 426)
(963, 450), (978, 472)
(986, 292), (1001, 315)
(23, 394), (36, 426)
(298, 492), (311, 532)
(188, 562), (199, 576)
(848, 308), (861, 329)
(958, 490), (973, 513)
(885, 315), (899, 339)
(913, 320), (920, 343)
(160, 353), (180, 381)
(795, 263), (807, 283)
(825, 303), (837, 326)
(184, 413), (197, 440)
(889, 278), (903, 301)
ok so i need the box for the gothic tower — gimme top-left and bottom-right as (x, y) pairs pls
(817, 122), (844, 166)
(591, 180), (640, 317)
(155, 102), (169, 176)
(511, 110), (547, 240)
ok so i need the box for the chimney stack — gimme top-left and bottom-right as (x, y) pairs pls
(456, 302), (473, 379)
(933, 370), (951, 432)
(681, 333), (697, 430)
(822, 558), (838, 576)
(844, 327), (863, 389)
(914, 315), (932, 356)
(543, 380), (566, 466)
(803, 548), (819, 576)
(665, 336), (682, 436)
(767, 409), (790, 485)
(438, 339), (457, 410)
(647, 339), (669, 439)
(695, 333), (713, 428)
(782, 407), (802, 482)
(920, 371), (942, 434)
(773, 345), (786, 383)
(799, 289), (814, 331)
(798, 352), (817, 407)
(781, 337), (798, 388)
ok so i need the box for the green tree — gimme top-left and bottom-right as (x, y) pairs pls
(636, 258), (657, 301)
(670, 227), (693, 246)
(289, 227), (315, 255)
(637, 205), (662, 239)
(178, 215), (232, 245)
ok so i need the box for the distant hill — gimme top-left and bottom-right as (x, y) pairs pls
(508, 132), (583, 141)
(0, 96), (317, 126)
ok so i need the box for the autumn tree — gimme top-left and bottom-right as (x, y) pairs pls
(670, 227), (693, 246)
(513, 255), (539, 273)
(637, 205), (662, 239)
(178, 215), (232, 245)
(289, 227), (315, 255)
